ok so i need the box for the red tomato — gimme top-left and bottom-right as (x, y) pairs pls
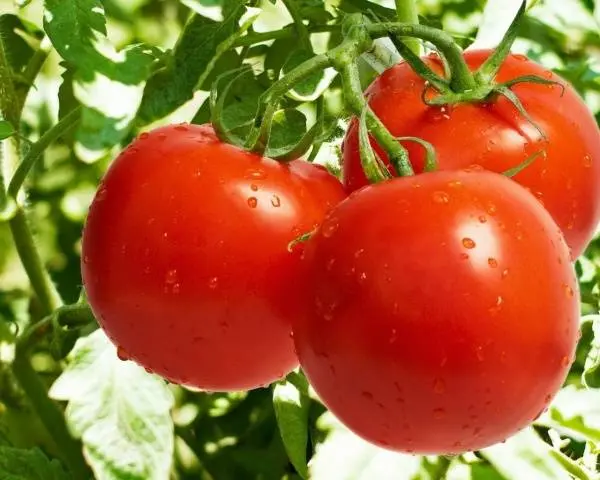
(293, 169), (579, 454)
(342, 50), (600, 258)
(81, 123), (345, 391)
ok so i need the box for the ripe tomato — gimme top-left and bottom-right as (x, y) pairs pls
(342, 50), (600, 258)
(81, 123), (345, 391)
(293, 169), (579, 454)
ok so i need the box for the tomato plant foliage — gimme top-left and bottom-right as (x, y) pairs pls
(0, 0), (600, 479)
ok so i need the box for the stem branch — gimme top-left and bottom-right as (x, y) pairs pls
(281, 0), (312, 51)
(394, 0), (421, 56)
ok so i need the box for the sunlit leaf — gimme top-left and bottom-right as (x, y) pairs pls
(0, 446), (70, 479)
(49, 330), (175, 480)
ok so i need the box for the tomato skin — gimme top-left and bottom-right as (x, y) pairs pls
(342, 50), (600, 258)
(81, 124), (345, 391)
(293, 169), (579, 454)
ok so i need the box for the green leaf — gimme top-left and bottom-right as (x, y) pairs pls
(537, 384), (600, 446)
(137, 3), (250, 124)
(0, 14), (42, 73)
(44, 0), (158, 161)
(0, 446), (71, 479)
(267, 109), (307, 157)
(273, 371), (310, 478)
(281, 50), (337, 102)
(480, 427), (593, 480)
(309, 413), (425, 479)
(49, 330), (175, 480)
(0, 120), (15, 140)
(584, 315), (600, 388)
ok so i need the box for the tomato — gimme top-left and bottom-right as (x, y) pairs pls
(293, 169), (579, 454)
(81, 123), (345, 391)
(342, 50), (600, 258)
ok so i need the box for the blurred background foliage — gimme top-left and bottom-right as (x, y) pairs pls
(0, 0), (600, 479)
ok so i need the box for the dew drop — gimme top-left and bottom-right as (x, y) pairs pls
(117, 346), (129, 361)
(561, 355), (571, 367)
(486, 203), (497, 215)
(433, 378), (446, 394)
(478, 215), (487, 223)
(462, 238), (476, 249)
(563, 284), (574, 298)
(433, 408), (446, 419)
(322, 221), (338, 238)
(83, 255), (90, 264)
(460, 253), (470, 260)
(247, 197), (258, 208)
(208, 277), (219, 289)
(432, 191), (450, 204)
(157, 133), (167, 141)
(250, 184), (258, 191)
(165, 269), (178, 284)
(358, 272), (367, 284)
(389, 328), (398, 344)
(174, 124), (189, 131)
(139, 132), (150, 140)
(247, 169), (266, 180)
(354, 248), (365, 258)
(172, 283), (180, 294)
(488, 258), (498, 268)
(271, 195), (281, 207)
(583, 155), (593, 168)
(501, 268), (510, 279)
(476, 346), (485, 362)
(447, 180), (462, 188)
(326, 258), (336, 271)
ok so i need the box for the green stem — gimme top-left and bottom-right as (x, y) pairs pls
(13, 342), (91, 479)
(394, 0), (421, 56)
(281, 0), (312, 51)
(16, 38), (52, 120)
(232, 24), (338, 47)
(9, 207), (63, 313)
(8, 107), (81, 198)
(340, 61), (413, 176)
(367, 23), (476, 92)
(245, 54), (332, 153)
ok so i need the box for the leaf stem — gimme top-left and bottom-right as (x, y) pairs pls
(232, 24), (338, 47)
(394, 0), (421, 56)
(8, 107), (81, 198)
(281, 0), (312, 51)
(340, 61), (413, 176)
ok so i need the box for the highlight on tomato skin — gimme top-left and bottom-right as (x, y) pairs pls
(342, 50), (600, 259)
(81, 123), (346, 392)
(293, 169), (580, 455)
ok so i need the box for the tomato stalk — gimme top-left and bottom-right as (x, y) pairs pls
(281, 0), (312, 51)
(393, 0), (421, 56)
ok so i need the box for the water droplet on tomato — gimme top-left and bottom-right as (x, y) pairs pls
(433, 378), (446, 394)
(326, 258), (335, 271)
(488, 257), (498, 268)
(208, 277), (219, 289)
(486, 203), (497, 215)
(172, 283), (180, 294)
(513, 54), (528, 62)
(478, 215), (487, 223)
(157, 133), (167, 141)
(460, 253), (470, 260)
(354, 248), (365, 258)
(502, 268), (509, 278)
(145, 367), (153, 374)
(321, 221), (338, 238)
(358, 272), (367, 284)
(165, 269), (178, 284)
(515, 231), (524, 240)
(271, 195), (281, 207)
(545, 393), (552, 403)
(117, 346), (129, 361)
(250, 184), (258, 191)
(563, 284), (574, 298)
(247, 197), (258, 208)
(583, 155), (593, 168)
(561, 356), (570, 367)
(389, 328), (398, 344)
(476, 346), (485, 362)
(175, 123), (189, 131)
(246, 169), (266, 180)
(447, 180), (462, 188)
(95, 188), (108, 202)
(432, 191), (450, 204)
(489, 296), (504, 315)
(83, 255), (89, 264)
(139, 132), (150, 140)
(462, 238), (476, 249)
(433, 408), (446, 419)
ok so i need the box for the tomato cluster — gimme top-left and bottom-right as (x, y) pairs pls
(82, 50), (597, 454)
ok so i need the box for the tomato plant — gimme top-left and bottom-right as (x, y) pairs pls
(342, 50), (600, 259)
(81, 123), (344, 391)
(294, 169), (579, 453)
(1, 0), (600, 479)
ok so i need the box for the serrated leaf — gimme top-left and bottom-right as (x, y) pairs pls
(49, 330), (174, 480)
(537, 385), (600, 446)
(584, 315), (600, 387)
(0, 14), (42, 73)
(480, 427), (593, 480)
(0, 120), (15, 140)
(273, 371), (310, 478)
(44, 0), (158, 161)
(137, 3), (248, 124)
(0, 446), (71, 479)
(281, 50), (337, 102)
(267, 109), (307, 157)
(309, 413), (425, 480)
